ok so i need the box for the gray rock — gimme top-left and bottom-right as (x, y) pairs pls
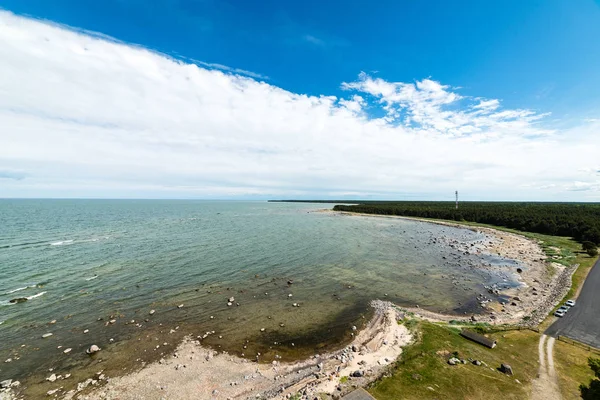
(351, 370), (364, 377)
(46, 373), (57, 382)
(42, 333), (53, 338)
(448, 357), (460, 365)
(86, 344), (101, 355)
(0, 379), (12, 389)
(9, 298), (27, 304)
(500, 363), (514, 375)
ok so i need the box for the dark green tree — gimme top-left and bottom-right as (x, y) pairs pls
(580, 357), (600, 400)
(587, 247), (599, 257)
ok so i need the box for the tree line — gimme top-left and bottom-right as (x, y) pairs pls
(332, 202), (600, 245)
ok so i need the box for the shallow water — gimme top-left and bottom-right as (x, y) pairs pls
(0, 200), (522, 389)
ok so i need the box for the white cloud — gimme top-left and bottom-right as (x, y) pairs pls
(0, 11), (599, 200)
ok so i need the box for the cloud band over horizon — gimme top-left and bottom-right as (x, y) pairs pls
(0, 11), (599, 200)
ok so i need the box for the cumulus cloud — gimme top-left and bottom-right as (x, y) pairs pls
(0, 11), (598, 200)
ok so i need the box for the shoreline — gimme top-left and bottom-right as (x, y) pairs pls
(49, 301), (410, 400)
(329, 210), (573, 327)
(2, 210), (575, 399)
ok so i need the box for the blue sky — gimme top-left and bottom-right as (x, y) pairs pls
(0, 1), (599, 199)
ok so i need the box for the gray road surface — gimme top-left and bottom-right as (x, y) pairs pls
(546, 257), (600, 349)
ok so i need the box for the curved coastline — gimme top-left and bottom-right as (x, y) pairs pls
(1, 208), (573, 399)
(331, 210), (572, 327)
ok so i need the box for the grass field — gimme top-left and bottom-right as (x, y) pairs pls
(368, 321), (540, 400)
(367, 320), (599, 400)
(554, 338), (600, 400)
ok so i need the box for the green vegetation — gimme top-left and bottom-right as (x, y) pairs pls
(333, 202), (600, 244)
(554, 341), (600, 400)
(339, 375), (349, 384)
(368, 321), (540, 400)
(580, 358), (600, 400)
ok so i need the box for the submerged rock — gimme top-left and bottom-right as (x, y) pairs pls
(9, 298), (27, 304)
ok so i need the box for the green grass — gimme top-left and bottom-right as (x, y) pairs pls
(368, 321), (540, 400)
(554, 340), (599, 400)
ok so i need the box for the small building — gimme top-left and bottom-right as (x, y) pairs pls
(460, 329), (497, 348)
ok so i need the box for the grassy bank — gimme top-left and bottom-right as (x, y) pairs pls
(368, 321), (539, 400)
(367, 320), (599, 400)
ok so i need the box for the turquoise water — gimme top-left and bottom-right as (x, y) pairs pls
(0, 200), (521, 388)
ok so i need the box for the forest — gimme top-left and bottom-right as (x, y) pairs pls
(331, 202), (600, 244)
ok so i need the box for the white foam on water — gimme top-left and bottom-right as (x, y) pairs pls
(85, 275), (99, 281)
(26, 291), (46, 300)
(50, 240), (74, 246)
(5, 286), (30, 294)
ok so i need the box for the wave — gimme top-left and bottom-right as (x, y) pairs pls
(50, 240), (74, 246)
(85, 275), (99, 281)
(26, 291), (46, 300)
(4, 285), (36, 294)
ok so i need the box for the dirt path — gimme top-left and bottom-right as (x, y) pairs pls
(531, 334), (561, 400)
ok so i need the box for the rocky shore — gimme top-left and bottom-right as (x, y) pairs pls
(1, 214), (574, 400)
(20, 301), (409, 400)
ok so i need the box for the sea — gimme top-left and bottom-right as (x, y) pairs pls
(0, 200), (522, 393)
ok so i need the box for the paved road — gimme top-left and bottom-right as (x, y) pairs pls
(546, 257), (600, 349)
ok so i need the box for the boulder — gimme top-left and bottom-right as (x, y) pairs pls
(86, 344), (101, 355)
(351, 370), (364, 378)
(42, 333), (53, 338)
(9, 297), (28, 304)
(0, 379), (12, 389)
(448, 357), (460, 365)
(500, 363), (513, 375)
(46, 374), (57, 382)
